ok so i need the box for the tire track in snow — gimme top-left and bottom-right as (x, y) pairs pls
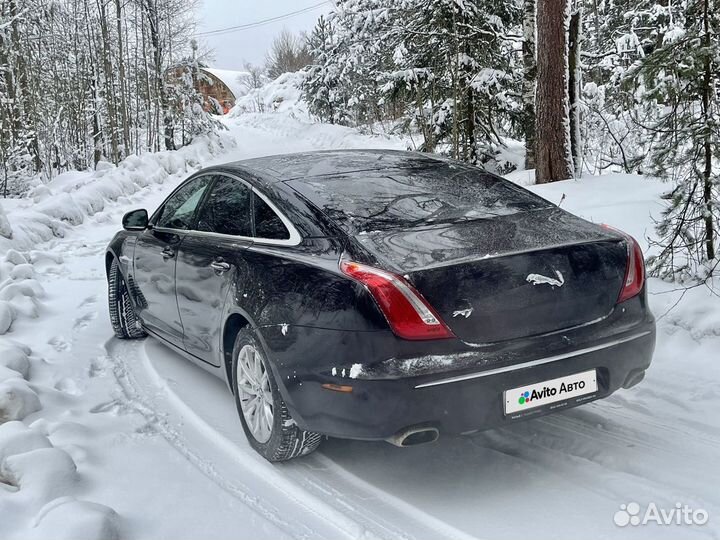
(106, 339), (334, 540)
(469, 401), (720, 521)
(106, 338), (480, 540)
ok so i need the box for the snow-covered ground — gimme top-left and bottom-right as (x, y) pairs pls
(1, 102), (719, 540)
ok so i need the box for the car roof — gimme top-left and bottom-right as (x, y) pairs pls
(215, 149), (448, 183)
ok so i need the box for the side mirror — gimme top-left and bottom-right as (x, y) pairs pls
(122, 209), (149, 231)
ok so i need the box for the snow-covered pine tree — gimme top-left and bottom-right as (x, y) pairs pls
(303, 0), (521, 166)
(579, 0), (674, 173)
(303, 15), (346, 124)
(379, 0), (521, 162)
(635, 0), (719, 280)
(169, 40), (224, 147)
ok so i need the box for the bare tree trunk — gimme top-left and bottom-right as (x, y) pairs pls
(139, 10), (154, 151)
(457, 11), (476, 165)
(535, 0), (574, 183)
(568, 8), (582, 176)
(114, 0), (131, 154)
(97, 0), (119, 163)
(522, 0), (537, 170)
(465, 84), (477, 164)
(143, 0), (174, 150)
(451, 8), (459, 160)
(90, 77), (103, 167)
(83, 0), (105, 166)
(701, 0), (715, 261)
(7, 0), (42, 172)
(0, 32), (19, 138)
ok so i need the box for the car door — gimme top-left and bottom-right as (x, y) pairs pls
(133, 175), (213, 346)
(175, 174), (254, 366)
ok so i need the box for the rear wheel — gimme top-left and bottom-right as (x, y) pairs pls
(231, 328), (321, 461)
(108, 258), (146, 339)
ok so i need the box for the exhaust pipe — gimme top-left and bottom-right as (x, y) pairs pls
(386, 425), (439, 447)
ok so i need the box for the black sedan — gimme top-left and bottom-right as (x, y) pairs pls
(105, 150), (656, 462)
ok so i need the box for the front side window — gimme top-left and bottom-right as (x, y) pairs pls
(196, 176), (253, 236)
(155, 176), (212, 230)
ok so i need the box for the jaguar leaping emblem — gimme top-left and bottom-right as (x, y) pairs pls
(526, 270), (565, 288)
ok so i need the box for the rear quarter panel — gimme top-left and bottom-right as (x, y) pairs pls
(231, 237), (387, 341)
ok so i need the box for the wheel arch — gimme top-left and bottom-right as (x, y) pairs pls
(105, 250), (116, 277)
(222, 311), (252, 391)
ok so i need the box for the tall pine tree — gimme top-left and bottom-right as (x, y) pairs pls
(636, 0), (719, 279)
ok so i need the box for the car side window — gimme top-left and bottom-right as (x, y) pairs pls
(254, 194), (290, 240)
(155, 176), (212, 230)
(196, 175), (253, 236)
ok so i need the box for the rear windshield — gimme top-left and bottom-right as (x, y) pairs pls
(286, 165), (552, 233)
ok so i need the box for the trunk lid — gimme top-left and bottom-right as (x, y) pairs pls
(352, 207), (627, 344)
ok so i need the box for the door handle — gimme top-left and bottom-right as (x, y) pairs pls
(161, 246), (175, 260)
(210, 261), (231, 274)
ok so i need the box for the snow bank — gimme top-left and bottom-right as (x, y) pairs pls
(0, 421), (51, 462)
(2, 447), (78, 501)
(0, 133), (233, 253)
(1, 140), (221, 534)
(230, 71), (306, 116)
(0, 379), (41, 423)
(28, 498), (121, 540)
(0, 331), (39, 428)
(0, 134), (233, 337)
(0, 342), (30, 378)
(0, 422), (119, 540)
(0, 120), (235, 540)
(0, 250), (44, 336)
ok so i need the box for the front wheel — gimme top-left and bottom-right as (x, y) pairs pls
(231, 328), (321, 461)
(108, 258), (146, 340)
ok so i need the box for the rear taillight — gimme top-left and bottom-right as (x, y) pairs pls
(340, 258), (454, 340)
(602, 225), (646, 303)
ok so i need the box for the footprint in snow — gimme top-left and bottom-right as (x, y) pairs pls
(88, 356), (109, 378)
(89, 400), (131, 415)
(48, 336), (71, 352)
(54, 378), (83, 396)
(73, 311), (97, 331)
(68, 273), (104, 281)
(77, 295), (98, 308)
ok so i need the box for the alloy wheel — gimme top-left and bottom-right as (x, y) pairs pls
(236, 344), (274, 443)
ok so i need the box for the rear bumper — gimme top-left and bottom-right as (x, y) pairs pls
(281, 322), (656, 440)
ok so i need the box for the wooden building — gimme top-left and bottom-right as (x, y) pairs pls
(168, 66), (249, 115)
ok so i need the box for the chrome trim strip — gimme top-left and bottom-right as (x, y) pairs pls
(414, 330), (652, 389)
(250, 184), (303, 247)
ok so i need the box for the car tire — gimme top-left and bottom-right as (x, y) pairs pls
(108, 258), (147, 340)
(231, 328), (321, 462)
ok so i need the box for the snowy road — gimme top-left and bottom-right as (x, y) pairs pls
(2, 111), (720, 540)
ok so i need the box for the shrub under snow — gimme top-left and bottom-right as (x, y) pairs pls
(0, 203), (11, 240)
(0, 379), (41, 424)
